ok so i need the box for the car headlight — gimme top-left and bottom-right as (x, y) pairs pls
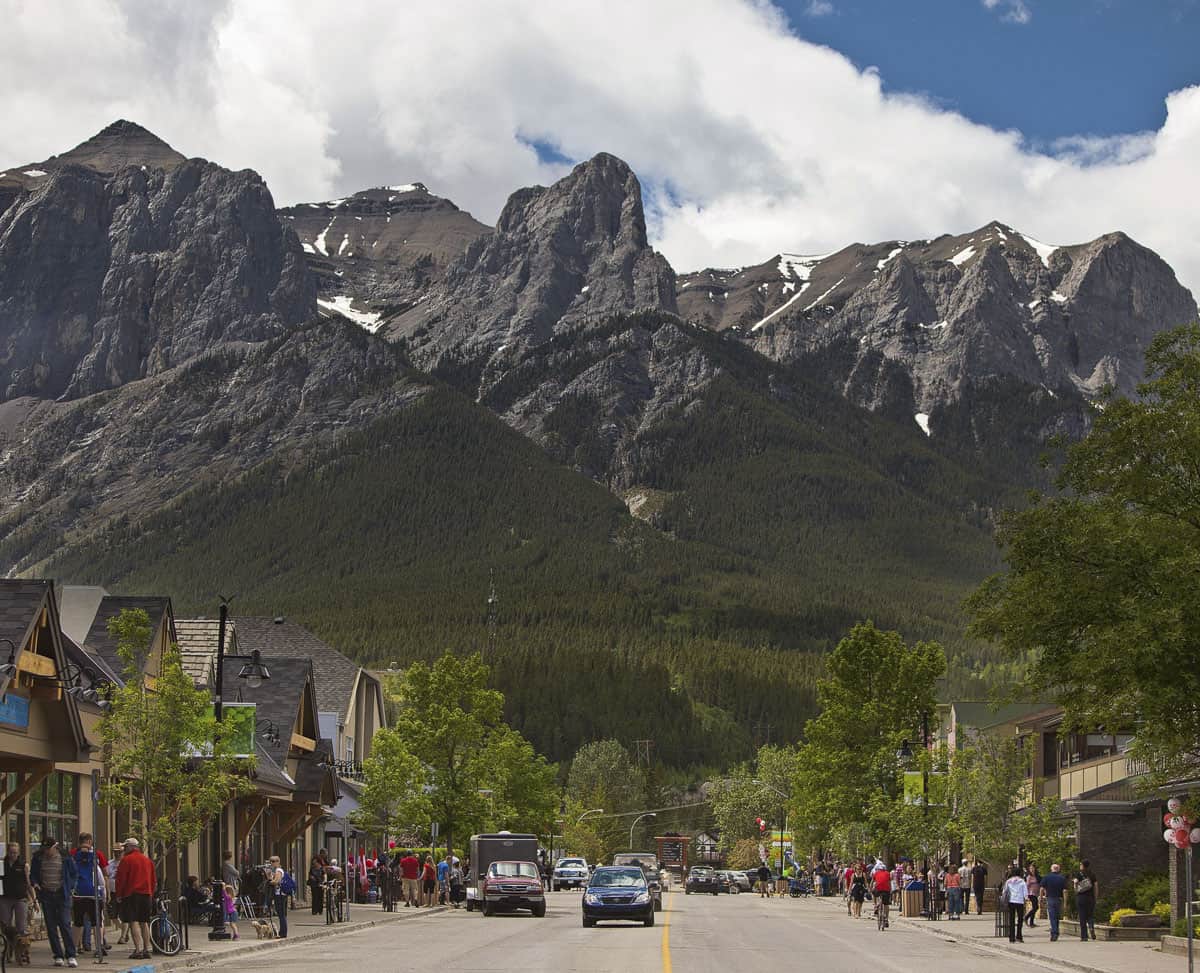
(633, 892), (650, 905)
(584, 893), (601, 905)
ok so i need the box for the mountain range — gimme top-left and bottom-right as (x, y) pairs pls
(2, 121), (1195, 767)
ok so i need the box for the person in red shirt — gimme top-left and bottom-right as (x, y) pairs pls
(871, 862), (892, 925)
(114, 838), (155, 961)
(398, 851), (420, 908)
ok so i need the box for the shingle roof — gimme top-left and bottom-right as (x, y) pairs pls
(222, 654), (314, 766)
(293, 737), (338, 805)
(952, 701), (1051, 730)
(175, 618), (239, 687)
(0, 579), (51, 655)
(233, 618), (361, 722)
(82, 596), (173, 678)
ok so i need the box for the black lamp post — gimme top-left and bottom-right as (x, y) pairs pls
(210, 601), (270, 942)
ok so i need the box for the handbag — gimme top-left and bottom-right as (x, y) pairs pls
(1076, 876), (1092, 894)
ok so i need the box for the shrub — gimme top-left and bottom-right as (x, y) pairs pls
(1108, 908), (1137, 927)
(1172, 917), (1200, 938)
(1152, 902), (1172, 925)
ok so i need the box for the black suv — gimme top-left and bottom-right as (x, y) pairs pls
(685, 865), (721, 895)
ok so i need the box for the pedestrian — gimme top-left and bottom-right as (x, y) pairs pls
(221, 884), (240, 940)
(1041, 863), (1067, 941)
(421, 855), (437, 907)
(970, 859), (988, 915)
(114, 837), (155, 961)
(267, 854), (288, 938)
(70, 833), (107, 956)
(757, 862), (772, 897)
(449, 857), (465, 909)
(1024, 864), (1041, 927)
(308, 855), (325, 915)
(1002, 867), (1027, 943)
(107, 849), (128, 944)
(1073, 859), (1098, 942)
(221, 851), (240, 895)
(957, 860), (971, 913)
(944, 859), (962, 919)
(0, 842), (31, 950)
(849, 865), (867, 918)
(398, 849), (420, 907)
(438, 854), (451, 905)
(31, 834), (79, 968)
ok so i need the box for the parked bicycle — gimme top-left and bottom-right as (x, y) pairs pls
(150, 891), (183, 956)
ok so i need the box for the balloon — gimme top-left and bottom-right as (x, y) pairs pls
(1168, 797), (1182, 813)
(1166, 812), (1176, 826)
(389, 841), (396, 849)
(1191, 828), (1200, 844)
(1176, 828), (1190, 844)
(1177, 836), (1190, 850)
(1170, 816), (1185, 830)
(1167, 829), (1178, 842)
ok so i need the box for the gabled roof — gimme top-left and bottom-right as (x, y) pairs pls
(951, 701), (1053, 731)
(293, 738), (339, 806)
(251, 738), (296, 794)
(58, 586), (108, 646)
(82, 596), (175, 679)
(175, 618), (238, 687)
(233, 618), (362, 722)
(0, 579), (52, 655)
(223, 654), (319, 763)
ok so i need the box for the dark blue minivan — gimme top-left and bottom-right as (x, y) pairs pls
(582, 866), (655, 927)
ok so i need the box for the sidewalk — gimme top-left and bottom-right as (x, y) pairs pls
(129, 901), (445, 972)
(807, 892), (1184, 973)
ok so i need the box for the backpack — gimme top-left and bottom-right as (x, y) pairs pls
(74, 849), (97, 897)
(280, 871), (297, 896)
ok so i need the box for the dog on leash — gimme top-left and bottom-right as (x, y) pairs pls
(1, 924), (31, 966)
(250, 919), (277, 939)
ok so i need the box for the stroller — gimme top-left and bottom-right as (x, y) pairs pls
(789, 874), (813, 897)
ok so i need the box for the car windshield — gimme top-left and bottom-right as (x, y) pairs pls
(488, 862), (538, 879)
(589, 868), (645, 888)
(692, 867), (713, 875)
(558, 859), (585, 867)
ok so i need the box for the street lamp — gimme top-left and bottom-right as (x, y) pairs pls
(237, 649), (270, 690)
(630, 812), (656, 850)
(577, 809), (604, 825)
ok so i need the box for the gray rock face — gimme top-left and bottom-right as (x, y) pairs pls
(279, 183), (490, 331)
(388, 153), (677, 391)
(708, 222), (1196, 417)
(0, 124), (315, 401)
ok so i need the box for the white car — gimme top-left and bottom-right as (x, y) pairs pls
(552, 857), (590, 890)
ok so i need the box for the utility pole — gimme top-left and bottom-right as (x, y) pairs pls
(753, 720), (772, 747)
(634, 739), (655, 767)
(484, 570), (498, 664)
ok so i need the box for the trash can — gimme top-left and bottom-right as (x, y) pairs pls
(903, 881), (925, 917)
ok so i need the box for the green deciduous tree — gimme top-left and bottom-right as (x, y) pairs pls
(567, 740), (645, 814)
(1013, 799), (1078, 873)
(945, 734), (1029, 865)
(968, 324), (1200, 783)
(99, 609), (252, 884)
(707, 745), (798, 850)
(350, 727), (430, 841)
(384, 652), (555, 854)
(792, 621), (946, 857)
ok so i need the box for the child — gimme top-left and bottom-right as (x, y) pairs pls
(222, 884), (240, 940)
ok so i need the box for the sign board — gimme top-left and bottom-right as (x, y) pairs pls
(902, 771), (946, 806)
(0, 694), (30, 729)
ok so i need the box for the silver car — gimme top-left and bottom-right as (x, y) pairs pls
(720, 869), (752, 893)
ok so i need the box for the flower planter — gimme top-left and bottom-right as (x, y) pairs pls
(1061, 918), (1166, 941)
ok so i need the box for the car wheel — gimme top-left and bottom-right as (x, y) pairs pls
(644, 910), (655, 927)
(654, 897), (662, 912)
(465, 900), (474, 912)
(481, 900), (493, 917)
(582, 916), (595, 928)
(552, 883), (559, 892)
(684, 889), (691, 895)
(533, 902), (546, 917)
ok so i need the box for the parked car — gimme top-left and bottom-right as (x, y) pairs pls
(480, 860), (546, 917)
(685, 865), (721, 895)
(552, 857), (590, 890)
(582, 866), (655, 927)
(611, 853), (663, 911)
(720, 869), (752, 893)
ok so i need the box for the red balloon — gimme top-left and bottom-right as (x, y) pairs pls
(1177, 836), (1190, 850)
(1176, 828), (1190, 843)
(1166, 812), (1176, 826)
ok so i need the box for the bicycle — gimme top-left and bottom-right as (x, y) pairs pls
(150, 892), (183, 956)
(323, 878), (346, 925)
(877, 893), (890, 932)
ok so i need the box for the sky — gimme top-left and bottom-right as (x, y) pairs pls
(2, 0), (1199, 294)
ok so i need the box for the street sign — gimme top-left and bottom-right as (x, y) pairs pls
(431, 822), (439, 843)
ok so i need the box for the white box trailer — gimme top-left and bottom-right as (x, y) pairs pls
(465, 832), (540, 911)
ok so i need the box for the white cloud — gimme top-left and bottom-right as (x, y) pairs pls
(982, 0), (1032, 25)
(1, 0), (1198, 301)
(805, 0), (835, 16)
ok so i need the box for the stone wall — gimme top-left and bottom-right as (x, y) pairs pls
(1075, 803), (1166, 897)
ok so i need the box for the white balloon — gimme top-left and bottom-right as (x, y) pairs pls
(1191, 828), (1200, 844)
(1169, 816), (1185, 830)
(1168, 798), (1183, 813)
(1166, 829), (1177, 842)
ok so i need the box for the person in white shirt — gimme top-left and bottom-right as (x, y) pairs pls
(958, 860), (971, 912)
(1002, 867), (1029, 943)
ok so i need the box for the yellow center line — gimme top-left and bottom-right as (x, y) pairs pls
(661, 891), (672, 973)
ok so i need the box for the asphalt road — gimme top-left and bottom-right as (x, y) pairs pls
(201, 890), (1036, 972)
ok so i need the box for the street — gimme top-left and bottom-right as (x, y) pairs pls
(200, 891), (1033, 973)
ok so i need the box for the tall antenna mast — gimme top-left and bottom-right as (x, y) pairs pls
(485, 568), (499, 663)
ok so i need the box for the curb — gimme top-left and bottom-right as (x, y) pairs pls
(806, 892), (1141, 973)
(148, 905), (448, 971)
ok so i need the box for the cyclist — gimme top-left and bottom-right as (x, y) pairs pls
(871, 860), (891, 929)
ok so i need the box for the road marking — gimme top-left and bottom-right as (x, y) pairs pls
(661, 894), (672, 973)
